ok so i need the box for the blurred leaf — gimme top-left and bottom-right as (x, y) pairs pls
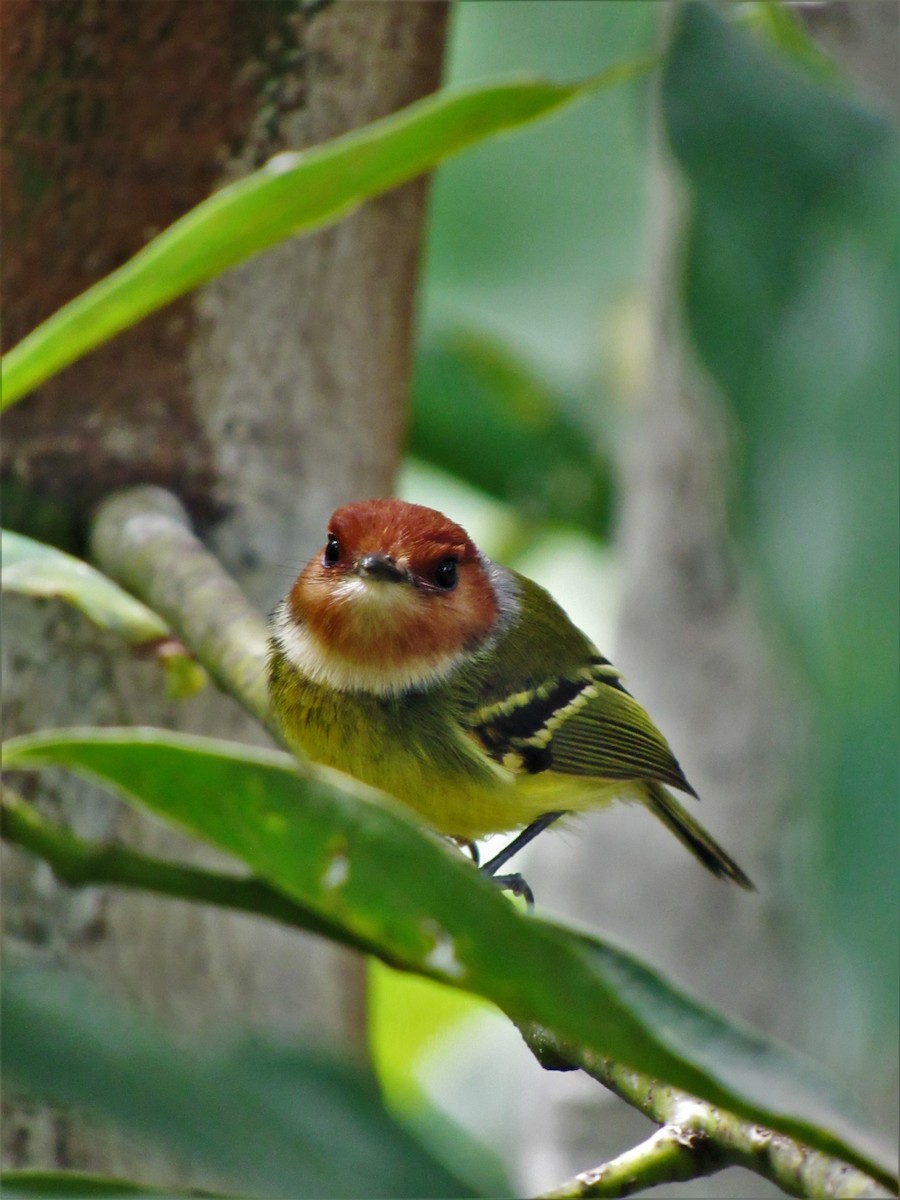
(0, 1170), (214, 1197)
(2, 531), (167, 641)
(410, 332), (612, 538)
(0, 62), (652, 408)
(662, 3), (899, 1027)
(3, 728), (895, 1186)
(422, 2), (658, 388)
(2, 966), (479, 1200)
(1, 531), (207, 699)
(739, 1), (841, 82)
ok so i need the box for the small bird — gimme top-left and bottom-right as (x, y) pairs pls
(269, 498), (754, 897)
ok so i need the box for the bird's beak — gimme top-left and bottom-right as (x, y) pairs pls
(356, 552), (408, 583)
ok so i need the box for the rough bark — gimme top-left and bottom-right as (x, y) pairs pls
(2, 0), (447, 1186)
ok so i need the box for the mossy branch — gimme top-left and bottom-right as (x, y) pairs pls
(525, 1028), (896, 1199)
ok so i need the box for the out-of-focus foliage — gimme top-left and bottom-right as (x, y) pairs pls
(4, 727), (895, 1185)
(663, 3), (899, 1031)
(1, 67), (645, 408)
(406, 2), (657, 543)
(2, 1170), (172, 1197)
(410, 333), (612, 537)
(422, 1), (657, 390)
(2, 965), (479, 1200)
(1, 531), (169, 641)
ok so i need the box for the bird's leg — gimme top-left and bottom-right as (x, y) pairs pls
(480, 811), (566, 906)
(480, 810), (565, 877)
(448, 836), (480, 865)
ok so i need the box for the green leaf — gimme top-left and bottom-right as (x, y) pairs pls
(739, 1), (841, 82)
(662, 1), (900, 1032)
(0, 62), (651, 409)
(2, 966), (480, 1200)
(0, 1170), (216, 1197)
(2, 531), (167, 642)
(3, 727), (895, 1187)
(410, 332), (612, 538)
(1, 531), (207, 699)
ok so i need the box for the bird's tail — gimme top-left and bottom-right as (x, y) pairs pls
(644, 781), (755, 890)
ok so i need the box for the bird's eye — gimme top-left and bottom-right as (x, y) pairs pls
(323, 534), (340, 565)
(433, 557), (458, 590)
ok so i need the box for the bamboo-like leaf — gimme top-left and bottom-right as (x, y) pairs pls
(1, 531), (206, 699)
(3, 727), (895, 1188)
(0, 62), (650, 408)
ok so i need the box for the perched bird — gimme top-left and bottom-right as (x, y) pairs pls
(269, 498), (754, 897)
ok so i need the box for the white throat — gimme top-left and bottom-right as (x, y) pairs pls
(270, 599), (466, 697)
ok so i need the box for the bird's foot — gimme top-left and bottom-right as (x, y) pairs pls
(484, 870), (535, 909)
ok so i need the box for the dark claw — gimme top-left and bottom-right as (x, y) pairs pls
(486, 871), (535, 909)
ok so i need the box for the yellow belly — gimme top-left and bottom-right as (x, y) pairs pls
(392, 770), (641, 841)
(270, 651), (642, 839)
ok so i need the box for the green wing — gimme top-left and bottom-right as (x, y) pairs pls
(463, 661), (695, 794)
(457, 571), (695, 795)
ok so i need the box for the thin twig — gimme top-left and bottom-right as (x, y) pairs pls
(538, 1119), (719, 1198)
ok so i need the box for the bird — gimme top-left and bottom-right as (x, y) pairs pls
(268, 498), (754, 899)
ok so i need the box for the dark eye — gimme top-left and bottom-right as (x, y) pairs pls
(323, 533), (340, 565)
(433, 557), (458, 590)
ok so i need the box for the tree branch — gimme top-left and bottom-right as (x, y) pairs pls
(5, 787), (894, 1200)
(526, 1031), (896, 1199)
(89, 486), (277, 738)
(0, 789), (379, 962)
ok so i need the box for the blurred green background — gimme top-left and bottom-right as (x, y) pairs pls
(392, 0), (899, 1168)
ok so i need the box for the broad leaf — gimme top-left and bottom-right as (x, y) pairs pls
(1, 531), (206, 699)
(3, 727), (894, 1187)
(0, 1170), (208, 1197)
(2, 966), (480, 1199)
(1, 62), (649, 407)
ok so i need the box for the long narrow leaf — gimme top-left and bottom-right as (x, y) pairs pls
(3, 727), (894, 1187)
(1, 62), (649, 408)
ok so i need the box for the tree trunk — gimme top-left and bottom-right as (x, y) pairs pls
(2, 0), (447, 1185)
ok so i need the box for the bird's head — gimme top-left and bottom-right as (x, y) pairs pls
(272, 499), (509, 695)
